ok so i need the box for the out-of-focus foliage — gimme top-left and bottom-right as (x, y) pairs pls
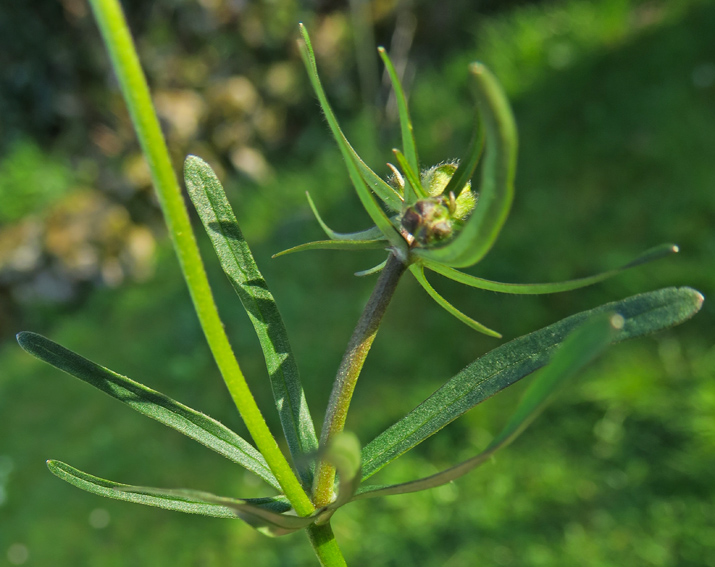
(0, 0), (713, 565)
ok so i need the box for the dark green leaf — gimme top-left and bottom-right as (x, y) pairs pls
(17, 333), (278, 489)
(393, 149), (427, 200)
(354, 314), (619, 498)
(47, 460), (289, 520)
(360, 287), (703, 480)
(439, 117), (484, 198)
(184, 156), (319, 487)
(424, 243), (679, 294)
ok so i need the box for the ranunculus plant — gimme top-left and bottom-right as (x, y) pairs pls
(16, 2), (703, 566)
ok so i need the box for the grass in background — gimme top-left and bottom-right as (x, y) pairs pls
(1, 0), (713, 565)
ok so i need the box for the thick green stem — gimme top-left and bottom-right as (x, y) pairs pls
(313, 253), (407, 507)
(87, 0), (313, 516)
(307, 522), (348, 567)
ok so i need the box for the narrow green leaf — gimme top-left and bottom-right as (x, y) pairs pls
(120, 486), (314, 536)
(273, 239), (388, 258)
(18, 333), (279, 489)
(439, 117), (485, 198)
(185, 156), (319, 486)
(298, 25), (408, 256)
(414, 62), (517, 268)
(378, 46), (419, 180)
(306, 192), (384, 241)
(360, 287), (703, 480)
(354, 314), (619, 499)
(424, 243), (679, 294)
(409, 265), (502, 338)
(355, 259), (388, 277)
(47, 460), (289, 520)
(393, 149), (428, 201)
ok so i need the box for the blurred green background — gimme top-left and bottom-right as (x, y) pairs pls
(1, 0), (714, 565)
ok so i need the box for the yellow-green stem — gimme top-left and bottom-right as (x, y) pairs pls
(306, 522), (348, 567)
(313, 253), (407, 507)
(87, 0), (313, 517)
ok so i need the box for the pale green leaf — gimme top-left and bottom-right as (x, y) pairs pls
(306, 191), (384, 241)
(273, 239), (388, 258)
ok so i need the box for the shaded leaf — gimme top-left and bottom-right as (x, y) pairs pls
(439, 117), (485, 198)
(17, 332), (278, 489)
(360, 287), (703, 480)
(425, 243), (679, 294)
(409, 265), (502, 338)
(184, 156), (318, 486)
(354, 314), (619, 498)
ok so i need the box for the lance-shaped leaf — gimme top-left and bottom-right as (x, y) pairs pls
(355, 259), (388, 277)
(424, 243), (679, 294)
(298, 25), (408, 256)
(360, 287), (703, 480)
(273, 239), (388, 258)
(48, 461), (311, 536)
(354, 313), (620, 499)
(439, 117), (485, 198)
(306, 192), (384, 241)
(393, 149), (427, 201)
(409, 265), (502, 338)
(17, 333), (279, 489)
(119, 486), (315, 536)
(184, 156), (318, 487)
(415, 62), (517, 268)
(378, 46), (420, 183)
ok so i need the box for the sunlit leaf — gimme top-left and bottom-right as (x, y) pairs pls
(47, 460), (289, 520)
(18, 333), (279, 489)
(354, 314), (619, 499)
(185, 156), (318, 486)
(409, 265), (502, 338)
(415, 62), (517, 268)
(439, 117), (485, 198)
(393, 149), (427, 201)
(355, 259), (388, 277)
(299, 25), (407, 243)
(273, 239), (388, 258)
(360, 287), (703, 480)
(306, 192), (384, 241)
(378, 46), (420, 181)
(424, 243), (679, 294)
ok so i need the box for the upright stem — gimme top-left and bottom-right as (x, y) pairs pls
(307, 522), (348, 567)
(313, 252), (407, 507)
(87, 0), (313, 516)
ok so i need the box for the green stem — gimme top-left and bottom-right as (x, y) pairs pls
(306, 522), (348, 567)
(313, 253), (407, 507)
(87, 0), (313, 517)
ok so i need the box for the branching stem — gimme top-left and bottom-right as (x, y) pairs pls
(313, 252), (407, 507)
